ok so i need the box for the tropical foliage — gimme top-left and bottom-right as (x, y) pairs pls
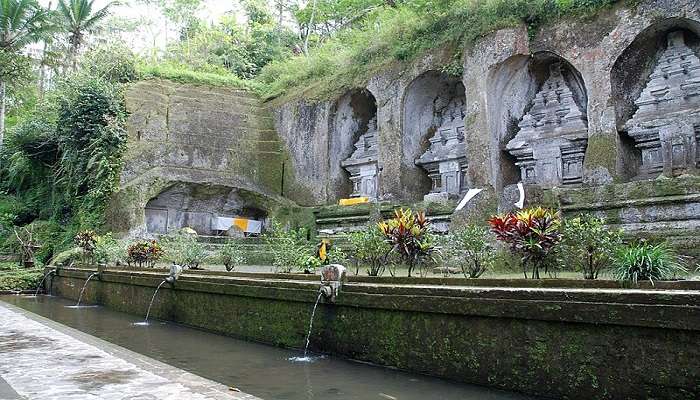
(57, 0), (116, 68)
(264, 220), (311, 273)
(442, 225), (494, 279)
(126, 240), (164, 268)
(74, 229), (97, 264)
(347, 224), (391, 276)
(218, 239), (246, 272)
(560, 215), (623, 279)
(0, 0), (50, 146)
(611, 241), (687, 285)
(489, 207), (562, 279)
(0, 262), (42, 290)
(161, 230), (206, 270)
(378, 208), (439, 277)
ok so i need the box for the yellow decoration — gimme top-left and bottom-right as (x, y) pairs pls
(232, 218), (249, 231)
(339, 197), (369, 206)
(319, 241), (328, 262)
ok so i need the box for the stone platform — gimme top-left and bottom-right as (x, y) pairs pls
(0, 301), (259, 400)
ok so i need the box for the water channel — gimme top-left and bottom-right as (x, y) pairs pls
(1, 295), (536, 400)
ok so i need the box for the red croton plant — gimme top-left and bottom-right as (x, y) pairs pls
(488, 207), (562, 279)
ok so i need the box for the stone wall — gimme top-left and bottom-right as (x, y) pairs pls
(270, 0), (700, 249)
(50, 268), (700, 400)
(107, 80), (311, 236)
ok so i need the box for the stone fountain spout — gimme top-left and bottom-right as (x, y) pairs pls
(164, 264), (184, 285)
(319, 264), (347, 303)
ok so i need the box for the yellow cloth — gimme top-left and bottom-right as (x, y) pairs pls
(319, 242), (327, 262)
(339, 197), (369, 206)
(232, 218), (249, 231)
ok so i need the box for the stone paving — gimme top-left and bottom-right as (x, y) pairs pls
(0, 302), (260, 400)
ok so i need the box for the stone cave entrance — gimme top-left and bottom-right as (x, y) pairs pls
(144, 183), (269, 236)
(403, 70), (467, 201)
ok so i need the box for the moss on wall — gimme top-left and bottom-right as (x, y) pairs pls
(51, 269), (700, 400)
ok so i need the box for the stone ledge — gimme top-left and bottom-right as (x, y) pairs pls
(51, 268), (700, 331)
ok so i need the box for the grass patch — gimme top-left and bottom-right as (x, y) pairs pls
(137, 62), (263, 93)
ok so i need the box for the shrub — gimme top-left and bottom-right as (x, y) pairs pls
(218, 240), (246, 272)
(378, 208), (439, 277)
(489, 207), (562, 279)
(560, 215), (623, 279)
(612, 242), (687, 285)
(49, 247), (82, 267)
(348, 225), (391, 276)
(93, 234), (127, 266)
(80, 42), (138, 84)
(74, 230), (98, 264)
(442, 225), (494, 279)
(264, 220), (311, 273)
(161, 231), (207, 270)
(127, 240), (164, 268)
(0, 263), (42, 291)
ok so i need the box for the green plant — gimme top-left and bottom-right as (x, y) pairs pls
(348, 225), (391, 276)
(378, 208), (439, 277)
(256, 0), (622, 100)
(611, 241), (687, 285)
(93, 233), (126, 266)
(442, 225), (494, 279)
(126, 240), (164, 268)
(0, 0), (51, 147)
(264, 220), (311, 273)
(57, 0), (117, 69)
(489, 207), (562, 279)
(161, 230), (207, 270)
(80, 42), (137, 84)
(218, 240), (246, 272)
(74, 229), (97, 264)
(0, 262), (42, 290)
(561, 215), (623, 279)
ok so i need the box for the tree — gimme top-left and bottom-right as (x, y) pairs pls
(0, 0), (50, 150)
(56, 0), (116, 70)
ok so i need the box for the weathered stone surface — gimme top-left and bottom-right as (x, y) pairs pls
(340, 117), (380, 199)
(550, 175), (700, 261)
(415, 97), (468, 198)
(264, 0), (700, 249)
(623, 31), (700, 178)
(112, 80), (310, 236)
(505, 62), (588, 187)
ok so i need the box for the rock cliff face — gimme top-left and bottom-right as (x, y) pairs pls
(106, 80), (308, 236)
(269, 0), (700, 256)
(111, 0), (700, 255)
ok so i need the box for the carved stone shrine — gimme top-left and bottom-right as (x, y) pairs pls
(415, 98), (468, 201)
(624, 31), (700, 178)
(341, 116), (380, 199)
(506, 63), (589, 187)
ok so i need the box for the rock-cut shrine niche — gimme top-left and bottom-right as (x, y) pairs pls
(144, 184), (268, 237)
(623, 31), (700, 178)
(332, 89), (378, 200)
(505, 61), (589, 187)
(414, 97), (467, 202)
(403, 70), (467, 202)
(341, 114), (379, 200)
